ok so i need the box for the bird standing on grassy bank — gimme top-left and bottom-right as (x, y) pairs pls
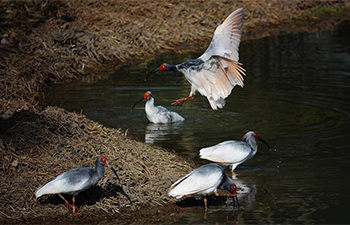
(169, 163), (238, 208)
(35, 156), (111, 214)
(131, 91), (185, 123)
(146, 8), (246, 110)
(199, 131), (271, 172)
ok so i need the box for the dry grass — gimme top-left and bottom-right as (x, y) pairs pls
(0, 106), (194, 222)
(1, 0), (349, 117)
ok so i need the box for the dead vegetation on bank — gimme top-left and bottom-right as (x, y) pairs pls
(0, 106), (194, 222)
(0, 0), (350, 223)
(1, 0), (349, 118)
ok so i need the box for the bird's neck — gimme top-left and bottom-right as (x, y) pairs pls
(145, 97), (155, 110)
(219, 175), (235, 193)
(246, 138), (258, 152)
(167, 64), (178, 72)
(95, 159), (106, 180)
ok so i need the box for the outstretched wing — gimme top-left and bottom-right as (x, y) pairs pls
(189, 8), (245, 110)
(200, 8), (245, 62)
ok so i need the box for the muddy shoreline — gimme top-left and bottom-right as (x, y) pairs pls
(1, 0), (350, 223)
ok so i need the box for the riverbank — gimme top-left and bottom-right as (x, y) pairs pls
(1, 0), (350, 223)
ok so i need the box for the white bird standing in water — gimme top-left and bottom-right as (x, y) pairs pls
(146, 8), (246, 110)
(199, 131), (271, 172)
(131, 91), (185, 123)
(169, 163), (238, 208)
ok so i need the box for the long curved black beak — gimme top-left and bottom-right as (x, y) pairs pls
(258, 137), (271, 151)
(131, 96), (144, 112)
(144, 67), (159, 82)
(107, 164), (120, 182)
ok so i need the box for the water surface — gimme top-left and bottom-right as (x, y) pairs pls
(43, 22), (350, 224)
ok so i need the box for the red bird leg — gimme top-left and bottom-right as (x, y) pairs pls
(58, 194), (71, 212)
(171, 94), (195, 106)
(203, 196), (208, 210)
(226, 193), (239, 207)
(72, 196), (82, 215)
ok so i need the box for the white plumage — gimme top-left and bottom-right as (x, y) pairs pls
(35, 167), (100, 198)
(150, 8), (246, 110)
(132, 91), (185, 124)
(35, 156), (108, 214)
(169, 164), (224, 199)
(169, 163), (238, 208)
(200, 131), (271, 172)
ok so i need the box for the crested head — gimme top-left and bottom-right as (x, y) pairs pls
(159, 63), (177, 72)
(159, 63), (167, 71)
(243, 131), (255, 141)
(230, 184), (237, 195)
(243, 131), (271, 151)
(144, 91), (153, 100)
(219, 175), (236, 193)
(99, 156), (108, 166)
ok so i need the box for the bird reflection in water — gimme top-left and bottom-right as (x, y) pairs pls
(145, 123), (182, 144)
(203, 174), (257, 223)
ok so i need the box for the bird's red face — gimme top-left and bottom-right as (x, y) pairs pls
(231, 184), (237, 195)
(159, 63), (167, 71)
(253, 132), (259, 139)
(100, 156), (108, 166)
(144, 91), (150, 99)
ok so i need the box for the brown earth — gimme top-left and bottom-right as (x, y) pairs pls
(1, 0), (350, 224)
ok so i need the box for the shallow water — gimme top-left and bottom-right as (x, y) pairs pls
(43, 22), (350, 224)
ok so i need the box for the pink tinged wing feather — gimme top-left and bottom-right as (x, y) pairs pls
(199, 8), (245, 62)
(184, 8), (245, 110)
(188, 56), (245, 107)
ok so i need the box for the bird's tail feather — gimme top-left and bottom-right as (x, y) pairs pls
(35, 180), (57, 198)
(208, 96), (225, 110)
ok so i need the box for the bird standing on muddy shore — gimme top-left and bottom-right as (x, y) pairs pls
(146, 8), (246, 110)
(199, 131), (271, 172)
(169, 163), (238, 209)
(131, 91), (185, 123)
(35, 156), (116, 214)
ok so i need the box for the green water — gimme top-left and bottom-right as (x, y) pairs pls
(43, 22), (350, 224)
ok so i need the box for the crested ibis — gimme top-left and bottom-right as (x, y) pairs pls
(146, 8), (246, 110)
(35, 156), (118, 214)
(131, 91), (185, 123)
(169, 163), (238, 208)
(199, 131), (271, 172)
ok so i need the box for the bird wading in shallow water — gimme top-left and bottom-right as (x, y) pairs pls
(169, 163), (238, 209)
(35, 156), (119, 214)
(199, 131), (271, 172)
(131, 91), (185, 123)
(146, 8), (246, 110)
